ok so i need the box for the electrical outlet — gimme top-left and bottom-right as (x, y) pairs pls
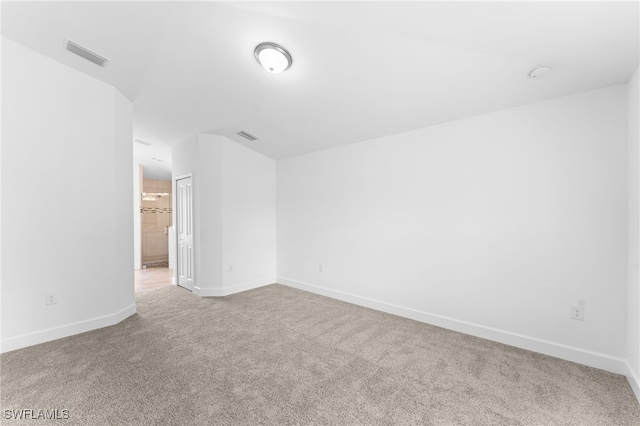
(229, 264), (233, 272)
(570, 305), (584, 321)
(319, 264), (325, 273)
(46, 292), (57, 305)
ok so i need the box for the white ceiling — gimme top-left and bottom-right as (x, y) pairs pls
(2, 1), (639, 166)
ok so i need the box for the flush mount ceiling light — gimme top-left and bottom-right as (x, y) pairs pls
(528, 64), (552, 79)
(254, 42), (292, 73)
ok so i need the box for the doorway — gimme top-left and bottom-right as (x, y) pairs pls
(141, 179), (172, 267)
(134, 267), (173, 292)
(134, 171), (173, 292)
(132, 138), (174, 292)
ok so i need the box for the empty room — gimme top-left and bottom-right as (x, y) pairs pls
(1, 1), (639, 424)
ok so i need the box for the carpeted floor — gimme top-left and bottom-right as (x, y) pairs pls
(1, 284), (639, 425)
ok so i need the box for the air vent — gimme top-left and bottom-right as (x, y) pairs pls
(65, 38), (108, 67)
(236, 131), (259, 141)
(134, 139), (151, 146)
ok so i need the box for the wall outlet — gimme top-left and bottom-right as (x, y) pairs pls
(319, 264), (325, 273)
(570, 305), (584, 321)
(46, 292), (57, 305)
(228, 264), (233, 272)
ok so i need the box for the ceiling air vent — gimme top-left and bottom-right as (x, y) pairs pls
(134, 139), (151, 146)
(65, 38), (109, 67)
(236, 130), (259, 142)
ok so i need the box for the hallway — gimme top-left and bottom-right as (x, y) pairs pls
(134, 265), (172, 292)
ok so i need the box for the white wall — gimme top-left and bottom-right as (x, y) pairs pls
(1, 37), (136, 352)
(222, 138), (277, 292)
(133, 164), (142, 270)
(197, 135), (224, 295)
(277, 84), (628, 374)
(113, 90), (135, 312)
(172, 134), (216, 291)
(172, 134), (275, 296)
(627, 66), (640, 400)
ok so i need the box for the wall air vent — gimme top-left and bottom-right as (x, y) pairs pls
(236, 130), (259, 142)
(134, 139), (152, 146)
(65, 38), (109, 67)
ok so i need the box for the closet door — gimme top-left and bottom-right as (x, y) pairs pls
(176, 176), (194, 291)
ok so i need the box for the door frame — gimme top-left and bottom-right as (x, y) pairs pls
(174, 172), (194, 290)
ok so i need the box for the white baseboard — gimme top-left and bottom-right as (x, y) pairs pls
(1, 303), (137, 354)
(626, 363), (640, 403)
(195, 278), (274, 297)
(194, 286), (223, 297)
(278, 277), (628, 376)
(222, 278), (274, 295)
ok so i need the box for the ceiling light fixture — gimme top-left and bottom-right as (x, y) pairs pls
(254, 42), (292, 73)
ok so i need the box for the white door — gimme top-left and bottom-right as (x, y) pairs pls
(176, 176), (194, 291)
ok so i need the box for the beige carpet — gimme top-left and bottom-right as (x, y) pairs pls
(1, 284), (639, 425)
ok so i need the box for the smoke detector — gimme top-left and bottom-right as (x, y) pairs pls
(528, 64), (552, 79)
